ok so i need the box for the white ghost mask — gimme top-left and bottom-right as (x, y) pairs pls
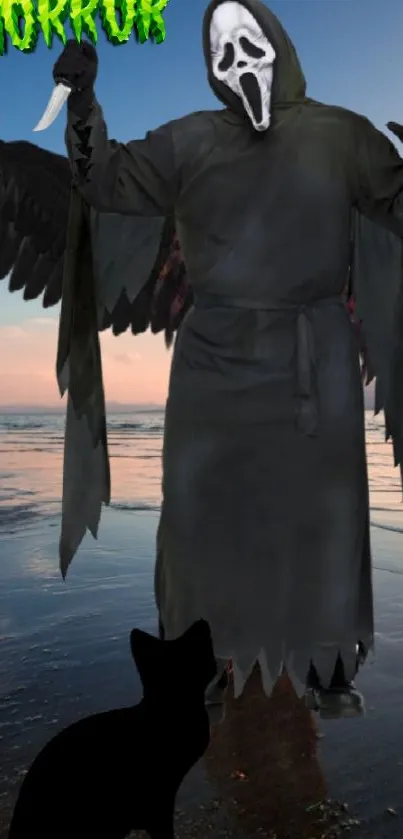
(210, 1), (276, 132)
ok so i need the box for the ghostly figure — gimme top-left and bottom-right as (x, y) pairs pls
(19, 0), (403, 720)
(209, 1), (276, 131)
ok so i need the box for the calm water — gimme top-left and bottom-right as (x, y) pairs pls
(1, 408), (401, 530)
(0, 410), (166, 810)
(0, 409), (402, 818)
(0, 410), (164, 524)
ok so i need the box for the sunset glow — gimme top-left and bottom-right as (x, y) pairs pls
(0, 317), (171, 407)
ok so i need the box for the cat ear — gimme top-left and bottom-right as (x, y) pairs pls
(181, 619), (212, 645)
(130, 628), (161, 664)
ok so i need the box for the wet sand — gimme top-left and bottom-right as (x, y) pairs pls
(1, 517), (403, 838)
(146, 524), (403, 839)
(206, 523), (403, 839)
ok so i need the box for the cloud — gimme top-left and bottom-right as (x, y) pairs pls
(110, 351), (142, 365)
(0, 316), (57, 339)
(113, 353), (134, 365)
(0, 325), (26, 339)
(0, 319), (170, 406)
(28, 317), (58, 328)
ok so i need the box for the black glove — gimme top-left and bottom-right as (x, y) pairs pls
(53, 39), (98, 119)
(387, 121), (403, 143)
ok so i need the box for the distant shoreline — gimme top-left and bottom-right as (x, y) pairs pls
(0, 396), (376, 415)
(0, 381), (376, 415)
(0, 404), (165, 414)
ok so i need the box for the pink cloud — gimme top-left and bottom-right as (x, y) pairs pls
(0, 319), (171, 406)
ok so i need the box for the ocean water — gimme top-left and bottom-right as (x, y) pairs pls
(0, 409), (166, 811)
(0, 410), (164, 524)
(0, 409), (403, 820)
(1, 409), (402, 565)
(1, 409), (401, 534)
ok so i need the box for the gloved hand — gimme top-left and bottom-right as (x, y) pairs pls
(387, 121), (403, 143)
(53, 39), (98, 119)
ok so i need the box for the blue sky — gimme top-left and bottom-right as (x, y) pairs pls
(1, 0), (402, 404)
(2, 0), (402, 147)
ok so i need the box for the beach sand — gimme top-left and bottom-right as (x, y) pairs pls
(1, 517), (403, 839)
(1, 410), (403, 838)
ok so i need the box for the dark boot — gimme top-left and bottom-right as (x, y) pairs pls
(305, 644), (366, 719)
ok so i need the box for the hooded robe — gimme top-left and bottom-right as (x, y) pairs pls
(64, 0), (403, 697)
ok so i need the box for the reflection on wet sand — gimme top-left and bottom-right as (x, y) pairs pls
(205, 668), (355, 839)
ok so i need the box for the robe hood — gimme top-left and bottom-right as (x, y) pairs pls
(202, 0), (307, 117)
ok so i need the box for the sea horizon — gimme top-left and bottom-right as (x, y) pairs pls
(0, 378), (377, 414)
(0, 403), (165, 414)
(0, 406), (401, 536)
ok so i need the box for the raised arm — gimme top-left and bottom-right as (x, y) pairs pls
(53, 40), (177, 216)
(353, 115), (403, 237)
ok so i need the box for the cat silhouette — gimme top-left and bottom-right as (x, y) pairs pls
(8, 618), (217, 839)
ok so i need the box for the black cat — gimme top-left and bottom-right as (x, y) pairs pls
(8, 619), (217, 839)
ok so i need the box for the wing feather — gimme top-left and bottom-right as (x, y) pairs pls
(96, 217), (192, 344)
(0, 221), (20, 276)
(0, 140), (71, 307)
(44, 261), (65, 308)
(150, 236), (193, 347)
(8, 238), (37, 291)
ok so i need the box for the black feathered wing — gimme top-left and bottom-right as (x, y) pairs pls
(93, 221), (193, 345)
(0, 141), (191, 576)
(351, 209), (403, 481)
(150, 234), (193, 348)
(0, 140), (191, 341)
(0, 140), (69, 306)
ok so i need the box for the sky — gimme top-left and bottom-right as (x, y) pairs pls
(0, 0), (402, 407)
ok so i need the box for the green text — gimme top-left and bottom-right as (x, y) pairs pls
(0, 0), (168, 52)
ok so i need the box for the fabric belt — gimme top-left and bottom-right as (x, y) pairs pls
(194, 293), (345, 437)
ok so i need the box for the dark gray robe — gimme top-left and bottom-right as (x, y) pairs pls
(63, 0), (403, 696)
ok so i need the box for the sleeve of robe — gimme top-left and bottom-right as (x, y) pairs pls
(59, 99), (179, 578)
(65, 97), (178, 216)
(350, 116), (403, 483)
(353, 116), (403, 233)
